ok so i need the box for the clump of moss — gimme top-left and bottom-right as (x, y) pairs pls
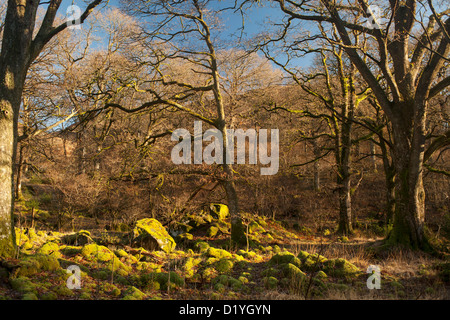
(15, 254), (60, 277)
(60, 245), (82, 256)
(122, 286), (147, 300)
(214, 258), (234, 273)
(81, 243), (115, 262)
(281, 263), (307, 281)
(182, 257), (202, 278)
(263, 276), (278, 289)
(144, 272), (185, 291)
(323, 258), (360, 277)
(213, 275), (243, 290)
(206, 247), (232, 259)
(194, 241), (210, 253)
(37, 241), (61, 258)
(268, 251), (302, 268)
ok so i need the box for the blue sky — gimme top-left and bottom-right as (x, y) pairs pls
(57, 0), (311, 69)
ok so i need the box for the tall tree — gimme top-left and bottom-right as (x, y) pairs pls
(0, 0), (103, 258)
(266, 0), (450, 249)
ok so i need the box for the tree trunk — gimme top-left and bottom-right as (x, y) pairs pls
(0, 96), (18, 258)
(336, 106), (354, 235)
(312, 141), (321, 191)
(386, 107), (429, 249)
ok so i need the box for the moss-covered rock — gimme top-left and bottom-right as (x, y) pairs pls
(132, 218), (176, 253)
(37, 242), (61, 258)
(207, 226), (219, 237)
(209, 204), (229, 221)
(61, 230), (93, 246)
(323, 258), (360, 277)
(145, 272), (185, 291)
(206, 247), (232, 259)
(182, 257), (202, 278)
(281, 263), (307, 281)
(214, 258), (234, 273)
(81, 243), (115, 262)
(213, 275), (243, 290)
(15, 254), (60, 277)
(268, 251), (302, 268)
(263, 276), (278, 289)
(10, 277), (37, 294)
(122, 286), (147, 300)
(22, 293), (38, 300)
(194, 241), (210, 253)
(60, 245), (82, 256)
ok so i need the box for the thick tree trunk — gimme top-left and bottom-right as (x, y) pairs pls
(386, 106), (429, 249)
(220, 125), (245, 246)
(0, 96), (17, 258)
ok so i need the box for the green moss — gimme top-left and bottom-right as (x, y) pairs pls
(60, 245), (82, 256)
(22, 293), (38, 300)
(207, 226), (219, 237)
(209, 204), (229, 221)
(81, 243), (115, 262)
(213, 275), (243, 290)
(132, 218), (176, 253)
(315, 270), (328, 279)
(214, 258), (234, 273)
(263, 276), (278, 289)
(145, 272), (185, 291)
(10, 277), (37, 294)
(261, 267), (279, 277)
(323, 258), (360, 277)
(122, 286), (146, 300)
(194, 241), (210, 253)
(269, 251), (302, 268)
(281, 263), (307, 281)
(39, 291), (58, 300)
(37, 242), (61, 258)
(182, 257), (202, 278)
(53, 285), (74, 297)
(206, 247), (232, 259)
(15, 254), (60, 277)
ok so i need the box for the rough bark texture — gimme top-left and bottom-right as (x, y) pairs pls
(386, 107), (429, 249)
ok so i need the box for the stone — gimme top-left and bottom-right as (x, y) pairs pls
(132, 218), (176, 253)
(209, 204), (229, 221)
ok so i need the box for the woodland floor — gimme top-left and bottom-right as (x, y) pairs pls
(0, 187), (449, 301)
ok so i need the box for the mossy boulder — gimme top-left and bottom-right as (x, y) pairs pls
(206, 247), (232, 259)
(61, 230), (93, 246)
(214, 258), (234, 273)
(15, 254), (61, 277)
(146, 272), (185, 291)
(37, 242), (61, 258)
(209, 204), (229, 221)
(122, 286), (147, 300)
(10, 277), (37, 294)
(22, 293), (38, 300)
(132, 218), (176, 253)
(268, 251), (302, 268)
(323, 258), (360, 277)
(281, 263), (307, 281)
(213, 275), (243, 290)
(60, 245), (82, 256)
(182, 257), (202, 278)
(207, 226), (219, 237)
(263, 276), (278, 289)
(81, 243), (115, 262)
(194, 241), (210, 253)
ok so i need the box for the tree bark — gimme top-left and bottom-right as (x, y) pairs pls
(386, 104), (429, 249)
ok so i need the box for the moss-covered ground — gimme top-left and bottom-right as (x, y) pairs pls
(1, 207), (449, 300)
